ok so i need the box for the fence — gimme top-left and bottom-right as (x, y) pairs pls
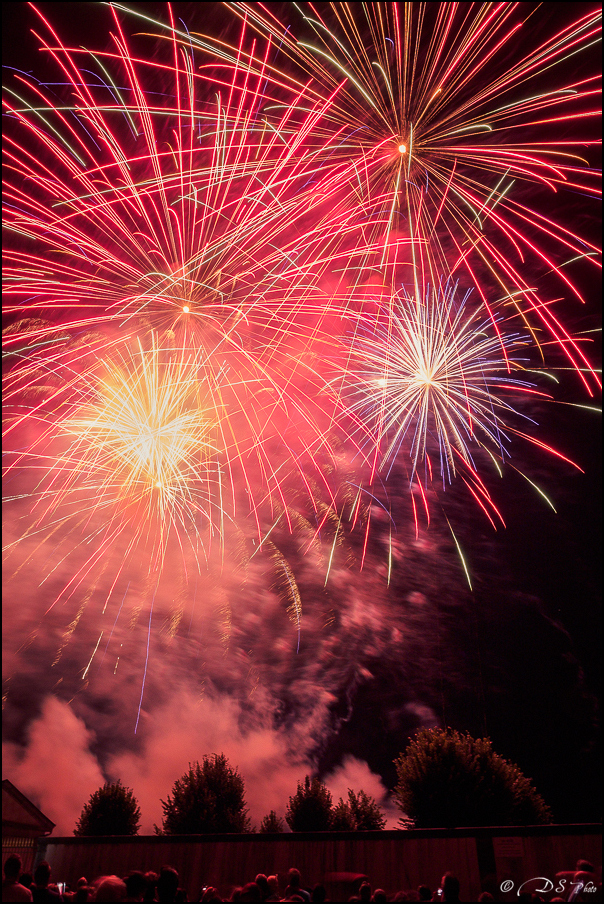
(37, 824), (601, 901)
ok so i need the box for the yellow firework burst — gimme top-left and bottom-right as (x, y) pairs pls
(60, 335), (218, 531)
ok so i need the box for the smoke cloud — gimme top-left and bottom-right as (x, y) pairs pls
(107, 689), (310, 832)
(3, 696), (105, 834)
(324, 755), (401, 828)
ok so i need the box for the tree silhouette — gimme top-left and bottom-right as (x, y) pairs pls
(394, 728), (553, 827)
(159, 755), (251, 834)
(331, 789), (386, 830)
(259, 810), (285, 833)
(347, 789), (387, 830)
(74, 780), (140, 836)
(286, 775), (333, 831)
(331, 797), (357, 830)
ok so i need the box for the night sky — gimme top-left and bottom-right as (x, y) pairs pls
(2, 1), (601, 834)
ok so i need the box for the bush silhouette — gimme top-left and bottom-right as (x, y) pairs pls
(332, 789), (386, 830)
(259, 810), (285, 833)
(74, 780), (140, 836)
(286, 775), (333, 831)
(159, 754), (250, 834)
(394, 728), (553, 827)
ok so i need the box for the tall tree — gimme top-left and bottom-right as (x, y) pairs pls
(286, 776), (333, 831)
(394, 728), (553, 828)
(159, 755), (250, 834)
(74, 780), (141, 836)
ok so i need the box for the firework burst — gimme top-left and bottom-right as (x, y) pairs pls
(217, 2), (601, 389)
(55, 337), (217, 531)
(3, 337), (220, 606)
(334, 281), (538, 481)
(2, 3), (344, 361)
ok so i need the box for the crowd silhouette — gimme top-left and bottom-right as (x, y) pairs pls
(2, 856), (601, 903)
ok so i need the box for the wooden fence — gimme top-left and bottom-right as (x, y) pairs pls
(37, 824), (601, 901)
